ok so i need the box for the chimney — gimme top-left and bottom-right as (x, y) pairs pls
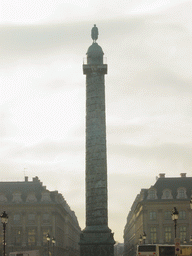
(33, 176), (40, 182)
(159, 173), (165, 178)
(25, 176), (28, 182)
(180, 173), (186, 178)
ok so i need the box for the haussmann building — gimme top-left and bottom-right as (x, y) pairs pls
(124, 173), (192, 256)
(0, 176), (81, 256)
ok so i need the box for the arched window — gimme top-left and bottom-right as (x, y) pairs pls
(162, 189), (173, 199)
(41, 191), (51, 202)
(147, 189), (157, 200)
(12, 191), (22, 203)
(26, 192), (37, 203)
(179, 189), (184, 198)
(177, 188), (187, 199)
(0, 193), (7, 203)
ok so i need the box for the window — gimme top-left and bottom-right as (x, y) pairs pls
(165, 227), (171, 243)
(149, 211), (157, 220)
(14, 214), (21, 225)
(27, 228), (36, 246)
(164, 211), (172, 220)
(150, 227), (157, 243)
(0, 194), (7, 203)
(28, 213), (35, 224)
(179, 211), (186, 220)
(43, 213), (50, 223)
(177, 188), (187, 199)
(165, 191), (170, 198)
(12, 192), (22, 203)
(147, 189), (157, 200)
(26, 192), (37, 203)
(41, 191), (51, 202)
(179, 189), (185, 198)
(162, 189), (173, 199)
(14, 229), (22, 245)
(149, 190), (155, 199)
(180, 226), (186, 242)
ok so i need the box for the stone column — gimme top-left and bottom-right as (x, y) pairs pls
(79, 25), (115, 256)
(86, 65), (108, 229)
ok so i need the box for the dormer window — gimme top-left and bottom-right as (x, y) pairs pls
(162, 189), (173, 199)
(12, 191), (22, 203)
(147, 189), (157, 200)
(179, 189), (184, 198)
(165, 191), (169, 198)
(26, 192), (37, 203)
(180, 189), (184, 197)
(150, 190), (155, 199)
(0, 193), (7, 203)
(177, 188), (187, 199)
(41, 191), (51, 202)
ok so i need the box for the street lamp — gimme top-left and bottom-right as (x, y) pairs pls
(143, 232), (147, 244)
(172, 207), (179, 239)
(0, 211), (8, 256)
(46, 233), (50, 256)
(139, 235), (142, 244)
(52, 237), (56, 256)
(190, 198), (192, 243)
(190, 197), (192, 209)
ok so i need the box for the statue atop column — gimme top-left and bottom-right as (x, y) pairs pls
(91, 24), (98, 42)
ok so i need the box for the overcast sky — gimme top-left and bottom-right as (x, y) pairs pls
(1, 0), (192, 242)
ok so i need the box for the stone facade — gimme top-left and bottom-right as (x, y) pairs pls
(0, 176), (81, 256)
(114, 243), (124, 256)
(124, 173), (192, 256)
(79, 26), (115, 256)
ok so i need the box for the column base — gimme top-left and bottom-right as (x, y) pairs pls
(79, 227), (115, 256)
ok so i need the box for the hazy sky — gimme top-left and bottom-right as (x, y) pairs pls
(1, 0), (192, 242)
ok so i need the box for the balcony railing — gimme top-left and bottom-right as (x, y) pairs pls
(83, 57), (107, 65)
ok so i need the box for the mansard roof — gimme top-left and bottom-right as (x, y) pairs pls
(143, 174), (192, 201)
(153, 175), (192, 199)
(0, 176), (44, 202)
(0, 176), (80, 225)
